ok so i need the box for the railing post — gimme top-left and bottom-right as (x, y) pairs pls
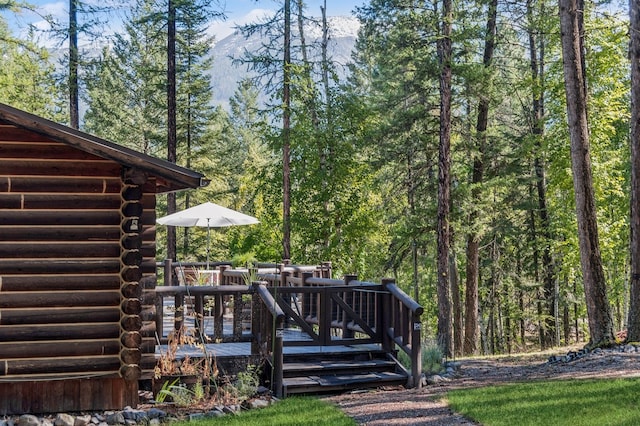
(174, 292), (184, 331)
(219, 264), (229, 285)
(301, 271), (313, 322)
(319, 287), (332, 345)
(411, 311), (422, 388)
(273, 316), (284, 398)
(342, 274), (357, 338)
(381, 279), (394, 352)
(155, 291), (164, 342)
(250, 285), (263, 356)
(194, 293), (204, 340)
(164, 258), (172, 286)
(321, 261), (332, 278)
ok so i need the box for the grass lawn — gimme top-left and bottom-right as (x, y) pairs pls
(173, 396), (356, 426)
(447, 378), (640, 426)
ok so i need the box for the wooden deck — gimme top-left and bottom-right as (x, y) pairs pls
(154, 270), (424, 396)
(157, 340), (384, 359)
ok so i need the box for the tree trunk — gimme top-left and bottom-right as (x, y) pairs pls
(69, 0), (79, 129)
(559, 0), (615, 347)
(436, 0), (453, 358)
(463, 0), (497, 356)
(628, 0), (640, 342)
(450, 249), (463, 356)
(167, 0), (177, 261)
(527, 0), (556, 349)
(282, 0), (292, 261)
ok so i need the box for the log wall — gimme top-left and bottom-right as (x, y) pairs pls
(0, 123), (157, 414)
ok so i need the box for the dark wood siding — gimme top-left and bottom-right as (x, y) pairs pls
(0, 123), (157, 413)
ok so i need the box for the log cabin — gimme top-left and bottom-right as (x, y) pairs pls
(0, 103), (208, 414)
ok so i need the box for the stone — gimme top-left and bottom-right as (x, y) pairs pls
(122, 409), (146, 423)
(250, 399), (270, 409)
(74, 416), (91, 426)
(426, 374), (449, 385)
(188, 414), (204, 421)
(145, 409), (166, 420)
(205, 410), (225, 418)
(18, 415), (40, 426)
(256, 386), (270, 395)
(105, 413), (124, 426)
(55, 414), (74, 426)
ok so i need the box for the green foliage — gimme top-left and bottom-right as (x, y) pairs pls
(448, 378), (640, 426)
(231, 364), (261, 401)
(0, 19), (63, 118)
(177, 396), (356, 426)
(398, 338), (444, 375)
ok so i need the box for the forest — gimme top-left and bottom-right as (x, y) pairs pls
(1, 0), (639, 358)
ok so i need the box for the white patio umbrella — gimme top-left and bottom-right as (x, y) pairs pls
(157, 201), (259, 268)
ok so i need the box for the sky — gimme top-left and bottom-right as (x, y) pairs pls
(3, 0), (363, 47)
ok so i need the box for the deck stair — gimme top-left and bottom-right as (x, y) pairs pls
(280, 347), (408, 396)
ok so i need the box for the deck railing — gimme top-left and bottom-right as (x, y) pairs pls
(153, 263), (423, 392)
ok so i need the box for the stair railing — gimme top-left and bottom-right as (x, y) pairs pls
(381, 278), (423, 388)
(251, 281), (285, 398)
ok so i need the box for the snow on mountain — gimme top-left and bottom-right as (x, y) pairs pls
(209, 15), (360, 107)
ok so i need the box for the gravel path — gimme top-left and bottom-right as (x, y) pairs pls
(324, 346), (640, 425)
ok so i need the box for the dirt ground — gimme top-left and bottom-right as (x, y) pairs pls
(324, 346), (640, 425)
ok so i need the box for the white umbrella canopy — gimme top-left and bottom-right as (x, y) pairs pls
(157, 202), (259, 268)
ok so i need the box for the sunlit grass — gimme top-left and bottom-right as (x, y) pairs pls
(173, 396), (356, 426)
(448, 378), (640, 426)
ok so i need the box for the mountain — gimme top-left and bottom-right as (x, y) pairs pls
(208, 15), (360, 108)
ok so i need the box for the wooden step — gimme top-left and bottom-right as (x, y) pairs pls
(283, 358), (398, 377)
(283, 371), (407, 396)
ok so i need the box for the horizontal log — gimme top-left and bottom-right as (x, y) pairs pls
(122, 202), (143, 217)
(0, 194), (156, 211)
(0, 194), (120, 210)
(119, 364), (141, 381)
(121, 299), (141, 315)
(121, 283), (142, 299)
(0, 140), (104, 159)
(0, 226), (123, 242)
(0, 210), (156, 226)
(0, 339), (120, 359)
(139, 321), (156, 338)
(0, 323), (120, 341)
(121, 315), (142, 331)
(0, 291), (120, 308)
(0, 355), (121, 376)
(121, 250), (143, 266)
(5, 177), (122, 194)
(0, 274), (120, 291)
(0, 306), (120, 325)
(140, 305), (156, 321)
(0, 259), (120, 274)
(120, 331), (142, 348)
(121, 267), (142, 282)
(121, 185), (143, 201)
(0, 160), (121, 177)
(0, 242), (121, 259)
(119, 348), (142, 365)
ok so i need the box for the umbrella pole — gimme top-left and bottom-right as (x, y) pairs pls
(206, 218), (210, 269)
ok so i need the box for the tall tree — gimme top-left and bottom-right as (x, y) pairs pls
(282, 0), (292, 261)
(69, 0), (79, 128)
(628, 0), (640, 342)
(463, 0), (499, 356)
(526, 0), (556, 349)
(436, 0), (454, 357)
(166, 0), (178, 262)
(558, 0), (615, 347)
